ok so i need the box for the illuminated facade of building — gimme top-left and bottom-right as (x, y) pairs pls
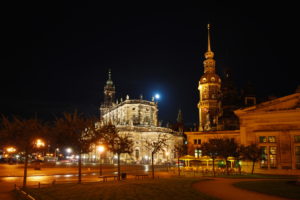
(198, 24), (222, 131)
(186, 93), (300, 172)
(97, 71), (183, 164)
(186, 25), (300, 173)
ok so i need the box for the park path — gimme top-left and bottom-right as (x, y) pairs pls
(193, 178), (291, 200)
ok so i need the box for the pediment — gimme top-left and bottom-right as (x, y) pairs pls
(235, 93), (300, 115)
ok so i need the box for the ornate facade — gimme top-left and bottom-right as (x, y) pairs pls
(198, 24), (222, 131)
(186, 24), (300, 173)
(98, 71), (183, 164)
(186, 92), (300, 172)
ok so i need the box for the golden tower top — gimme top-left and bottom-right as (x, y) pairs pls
(203, 24), (216, 73)
(204, 23), (214, 59)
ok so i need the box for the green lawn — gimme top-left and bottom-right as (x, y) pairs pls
(24, 178), (218, 200)
(213, 173), (298, 179)
(233, 180), (300, 199)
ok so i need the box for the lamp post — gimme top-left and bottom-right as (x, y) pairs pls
(34, 139), (45, 170)
(6, 147), (16, 164)
(97, 145), (105, 176)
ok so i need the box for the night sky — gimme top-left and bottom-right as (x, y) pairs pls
(1, 2), (299, 126)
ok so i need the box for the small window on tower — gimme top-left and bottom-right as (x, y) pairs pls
(202, 78), (207, 82)
(211, 77), (215, 82)
(132, 108), (135, 111)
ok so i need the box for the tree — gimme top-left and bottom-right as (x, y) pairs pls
(173, 143), (187, 176)
(243, 143), (261, 174)
(217, 138), (239, 175)
(200, 139), (221, 177)
(233, 145), (246, 175)
(54, 111), (98, 184)
(0, 116), (47, 187)
(145, 133), (169, 179)
(101, 124), (133, 181)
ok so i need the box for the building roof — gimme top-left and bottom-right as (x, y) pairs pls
(234, 92), (300, 116)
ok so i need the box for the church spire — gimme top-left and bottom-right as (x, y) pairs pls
(106, 68), (113, 85)
(207, 24), (211, 52)
(204, 24), (214, 60)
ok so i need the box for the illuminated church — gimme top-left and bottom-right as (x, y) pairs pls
(98, 70), (183, 164)
(186, 24), (300, 173)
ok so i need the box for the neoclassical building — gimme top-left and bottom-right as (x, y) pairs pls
(185, 24), (300, 173)
(97, 70), (183, 164)
(186, 93), (300, 171)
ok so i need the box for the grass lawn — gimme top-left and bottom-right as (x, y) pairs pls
(24, 178), (218, 200)
(233, 180), (300, 199)
(213, 173), (298, 179)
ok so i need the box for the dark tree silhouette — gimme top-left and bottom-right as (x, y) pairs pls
(218, 138), (239, 175)
(54, 111), (98, 183)
(101, 124), (133, 181)
(145, 134), (169, 179)
(243, 143), (261, 174)
(0, 116), (47, 187)
(200, 139), (221, 177)
(173, 143), (187, 176)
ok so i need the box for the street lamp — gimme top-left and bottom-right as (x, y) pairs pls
(6, 147), (16, 153)
(66, 148), (72, 154)
(97, 145), (105, 176)
(35, 139), (45, 148)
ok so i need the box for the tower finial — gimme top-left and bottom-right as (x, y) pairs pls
(207, 23), (211, 52)
(108, 68), (112, 80)
(106, 68), (113, 85)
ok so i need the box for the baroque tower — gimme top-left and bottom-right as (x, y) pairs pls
(198, 24), (222, 131)
(100, 69), (115, 118)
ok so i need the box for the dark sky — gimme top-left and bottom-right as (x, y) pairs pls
(1, 2), (299, 125)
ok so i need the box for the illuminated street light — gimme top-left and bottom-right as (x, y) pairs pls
(97, 145), (105, 176)
(66, 148), (72, 154)
(35, 139), (45, 148)
(97, 145), (105, 153)
(6, 147), (16, 153)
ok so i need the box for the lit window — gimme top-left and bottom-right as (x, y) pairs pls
(202, 78), (207, 82)
(269, 146), (277, 154)
(294, 135), (300, 143)
(269, 146), (277, 168)
(194, 139), (201, 145)
(211, 77), (215, 82)
(268, 136), (276, 143)
(260, 146), (268, 168)
(259, 136), (267, 143)
(194, 149), (202, 158)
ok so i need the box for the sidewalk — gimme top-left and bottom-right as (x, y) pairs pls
(193, 178), (290, 200)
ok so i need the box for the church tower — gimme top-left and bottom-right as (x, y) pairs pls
(100, 69), (115, 118)
(198, 24), (222, 131)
